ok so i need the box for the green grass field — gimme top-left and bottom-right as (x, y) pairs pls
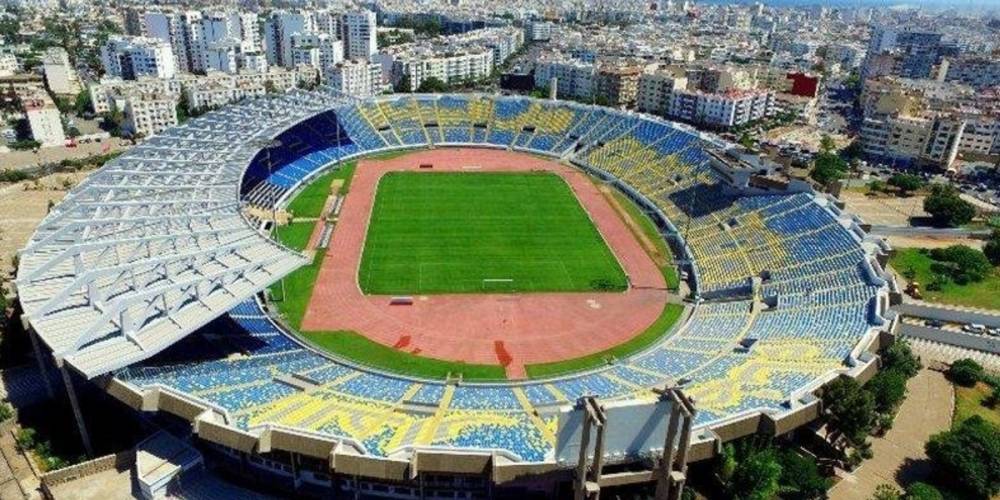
(358, 172), (628, 295)
(274, 222), (315, 252)
(298, 330), (506, 380)
(890, 248), (1000, 310)
(286, 161), (357, 218)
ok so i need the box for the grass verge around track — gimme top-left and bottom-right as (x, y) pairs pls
(358, 171), (628, 295)
(607, 189), (680, 291)
(524, 303), (685, 378)
(297, 330), (507, 380)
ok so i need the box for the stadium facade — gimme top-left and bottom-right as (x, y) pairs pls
(14, 91), (896, 498)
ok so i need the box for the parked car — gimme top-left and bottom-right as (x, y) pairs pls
(924, 319), (944, 328)
(963, 323), (987, 334)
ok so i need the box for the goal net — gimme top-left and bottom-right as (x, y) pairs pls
(481, 278), (516, 293)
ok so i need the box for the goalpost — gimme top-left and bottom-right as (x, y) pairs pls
(482, 278), (515, 293)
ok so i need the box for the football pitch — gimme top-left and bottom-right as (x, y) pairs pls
(358, 171), (628, 294)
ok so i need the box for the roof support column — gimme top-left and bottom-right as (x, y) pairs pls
(59, 363), (93, 457)
(27, 328), (54, 400)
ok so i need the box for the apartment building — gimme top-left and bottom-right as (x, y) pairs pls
(636, 67), (688, 115)
(290, 33), (344, 76)
(41, 47), (81, 95)
(392, 49), (493, 91)
(859, 77), (1000, 167)
(0, 52), (18, 77)
(101, 35), (177, 80)
(534, 56), (595, 100)
(23, 93), (66, 147)
(264, 11), (315, 68)
(942, 56), (1000, 91)
(595, 64), (642, 107)
(343, 10), (377, 61)
(122, 94), (178, 137)
(668, 88), (775, 129)
(326, 59), (382, 97)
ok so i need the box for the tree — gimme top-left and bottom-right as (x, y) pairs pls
(738, 131), (755, 150)
(870, 484), (901, 500)
(810, 151), (849, 186)
(728, 446), (781, 500)
(984, 230), (1000, 266)
(823, 376), (876, 446)
(866, 368), (908, 413)
(926, 415), (1000, 498)
(868, 179), (887, 194)
(904, 482), (943, 500)
(820, 134), (836, 154)
(776, 449), (830, 499)
(947, 358), (984, 387)
(416, 76), (449, 93)
(929, 245), (992, 284)
(882, 340), (921, 379)
(394, 75), (412, 93)
(73, 89), (92, 115)
(924, 184), (975, 227)
(888, 173), (925, 195)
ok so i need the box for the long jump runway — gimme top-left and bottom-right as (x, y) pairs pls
(300, 148), (668, 378)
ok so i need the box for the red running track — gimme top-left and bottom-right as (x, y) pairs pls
(300, 148), (668, 378)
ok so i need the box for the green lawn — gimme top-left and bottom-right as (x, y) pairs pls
(954, 382), (1000, 428)
(275, 222), (315, 252)
(298, 330), (506, 380)
(285, 161), (357, 218)
(358, 172), (628, 295)
(890, 248), (1000, 310)
(607, 188), (680, 291)
(525, 303), (685, 378)
(270, 250), (326, 330)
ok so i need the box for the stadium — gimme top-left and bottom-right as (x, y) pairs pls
(14, 91), (894, 498)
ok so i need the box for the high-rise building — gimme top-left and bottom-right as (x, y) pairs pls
(327, 59), (381, 97)
(343, 10), (377, 61)
(291, 33), (344, 76)
(264, 11), (314, 68)
(101, 36), (177, 80)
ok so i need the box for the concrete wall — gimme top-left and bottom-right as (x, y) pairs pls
(900, 324), (1000, 354)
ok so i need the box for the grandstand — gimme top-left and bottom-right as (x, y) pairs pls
(15, 91), (893, 497)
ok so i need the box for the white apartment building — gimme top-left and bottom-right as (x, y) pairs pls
(525, 21), (553, 42)
(0, 52), (18, 77)
(861, 113), (999, 168)
(534, 57), (595, 100)
(185, 80), (266, 110)
(122, 94), (178, 137)
(142, 10), (199, 74)
(668, 89), (775, 129)
(241, 52), (268, 74)
(326, 59), (381, 97)
(290, 33), (344, 76)
(88, 77), (187, 114)
(343, 10), (377, 61)
(24, 95), (66, 147)
(42, 47), (81, 95)
(87, 67), (318, 116)
(264, 11), (314, 68)
(393, 49), (493, 91)
(101, 35), (177, 80)
(636, 69), (688, 115)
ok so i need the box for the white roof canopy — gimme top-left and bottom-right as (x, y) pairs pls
(16, 89), (347, 378)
